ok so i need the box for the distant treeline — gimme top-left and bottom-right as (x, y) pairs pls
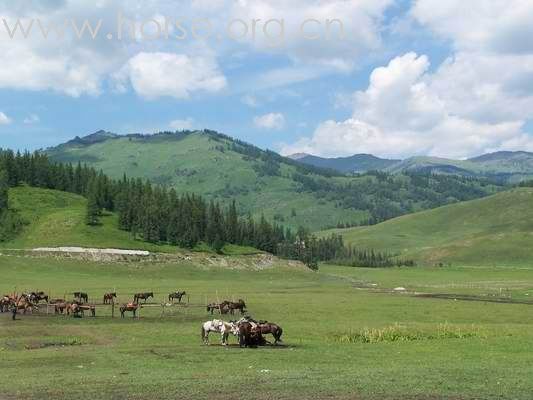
(0, 148), (406, 270)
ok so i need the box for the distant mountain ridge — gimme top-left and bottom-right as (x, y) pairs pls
(291, 151), (533, 183)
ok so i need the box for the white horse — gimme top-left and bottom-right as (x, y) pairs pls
(201, 319), (239, 345)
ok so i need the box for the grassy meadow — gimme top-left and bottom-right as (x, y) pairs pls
(2, 255), (533, 399)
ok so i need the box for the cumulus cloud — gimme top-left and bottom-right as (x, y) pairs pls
(0, 111), (12, 125)
(281, 53), (533, 159)
(114, 52), (227, 100)
(254, 113), (286, 130)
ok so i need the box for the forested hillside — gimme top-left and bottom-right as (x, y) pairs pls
(46, 130), (502, 230)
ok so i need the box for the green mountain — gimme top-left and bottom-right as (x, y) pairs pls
(46, 130), (501, 231)
(323, 188), (533, 266)
(288, 153), (399, 173)
(292, 151), (533, 183)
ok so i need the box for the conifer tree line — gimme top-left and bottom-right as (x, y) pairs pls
(0, 149), (414, 269)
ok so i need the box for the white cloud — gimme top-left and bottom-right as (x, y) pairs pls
(169, 118), (194, 131)
(281, 52), (533, 159)
(23, 113), (40, 124)
(411, 0), (533, 54)
(0, 112), (12, 125)
(114, 52), (227, 100)
(254, 112), (286, 130)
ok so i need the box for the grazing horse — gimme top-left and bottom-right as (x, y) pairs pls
(206, 301), (230, 315)
(120, 303), (139, 318)
(49, 298), (66, 304)
(201, 319), (239, 345)
(227, 299), (247, 315)
(30, 291), (49, 304)
(103, 292), (117, 304)
(256, 321), (283, 344)
(168, 291), (186, 303)
(236, 321), (266, 348)
(67, 303), (83, 317)
(133, 292), (153, 303)
(73, 292), (89, 303)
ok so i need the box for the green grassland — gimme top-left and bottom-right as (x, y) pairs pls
(2, 257), (533, 399)
(323, 188), (533, 267)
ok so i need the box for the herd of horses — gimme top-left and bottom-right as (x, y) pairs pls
(201, 316), (283, 347)
(1, 289), (284, 347)
(0, 290), (188, 318)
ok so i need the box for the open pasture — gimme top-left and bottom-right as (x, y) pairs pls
(2, 256), (533, 399)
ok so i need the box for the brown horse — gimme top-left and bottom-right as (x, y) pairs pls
(49, 298), (66, 304)
(133, 292), (153, 303)
(16, 297), (37, 314)
(120, 303), (139, 318)
(0, 296), (13, 312)
(237, 321), (267, 348)
(226, 299), (247, 315)
(103, 292), (117, 304)
(73, 292), (89, 303)
(54, 302), (70, 315)
(168, 291), (186, 303)
(29, 291), (49, 304)
(256, 321), (283, 344)
(206, 301), (230, 315)
(67, 303), (82, 317)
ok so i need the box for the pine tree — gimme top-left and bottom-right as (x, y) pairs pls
(0, 169), (9, 214)
(85, 180), (101, 226)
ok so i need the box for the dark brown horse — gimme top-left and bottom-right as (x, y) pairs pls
(73, 292), (89, 303)
(30, 291), (49, 304)
(256, 321), (283, 344)
(168, 291), (186, 303)
(237, 321), (266, 348)
(103, 292), (117, 304)
(133, 292), (153, 303)
(120, 303), (139, 318)
(226, 299), (247, 315)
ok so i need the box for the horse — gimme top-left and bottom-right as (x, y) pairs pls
(133, 292), (153, 303)
(15, 297), (37, 314)
(49, 298), (66, 304)
(120, 303), (139, 318)
(78, 304), (96, 317)
(206, 301), (230, 315)
(226, 299), (247, 315)
(256, 321), (283, 344)
(103, 292), (117, 304)
(73, 292), (89, 303)
(0, 296), (13, 312)
(29, 291), (49, 304)
(201, 319), (239, 345)
(67, 303), (83, 317)
(236, 321), (266, 348)
(168, 291), (186, 303)
(54, 302), (70, 315)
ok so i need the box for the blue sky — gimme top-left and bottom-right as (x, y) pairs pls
(0, 0), (532, 159)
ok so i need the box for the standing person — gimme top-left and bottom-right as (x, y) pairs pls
(11, 301), (17, 320)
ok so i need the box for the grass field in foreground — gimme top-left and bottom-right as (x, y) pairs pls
(2, 256), (533, 399)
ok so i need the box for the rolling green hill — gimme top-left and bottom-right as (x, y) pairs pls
(0, 186), (178, 252)
(46, 130), (501, 231)
(323, 188), (533, 267)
